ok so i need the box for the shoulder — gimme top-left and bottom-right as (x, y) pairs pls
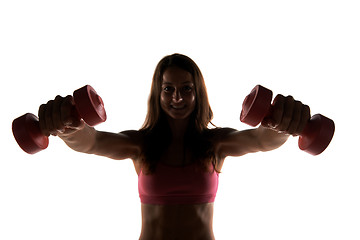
(206, 127), (261, 158)
(120, 129), (144, 142)
(204, 127), (238, 152)
(118, 130), (145, 153)
(205, 127), (238, 141)
(88, 129), (145, 160)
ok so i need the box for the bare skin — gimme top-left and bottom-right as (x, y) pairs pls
(38, 67), (310, 239)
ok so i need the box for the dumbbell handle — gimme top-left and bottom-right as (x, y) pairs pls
(240, 85), (335, 155)
(12, 85), (106, 154)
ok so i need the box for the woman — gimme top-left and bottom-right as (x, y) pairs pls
(38, 53), (310, 239)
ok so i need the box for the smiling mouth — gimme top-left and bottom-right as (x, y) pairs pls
(171, 105), (186, 110)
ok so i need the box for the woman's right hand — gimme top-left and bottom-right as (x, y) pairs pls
(38, 95), (85, 137)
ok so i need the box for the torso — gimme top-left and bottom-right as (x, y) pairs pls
(133, 133), (224, 240)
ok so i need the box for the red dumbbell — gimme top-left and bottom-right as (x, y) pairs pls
(12, 85), (107, 154)
(240, 85), (335, 155)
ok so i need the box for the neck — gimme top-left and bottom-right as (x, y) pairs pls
(167, 117), (190, 142)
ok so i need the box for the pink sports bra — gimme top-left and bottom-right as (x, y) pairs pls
(138, 162), (219, 205)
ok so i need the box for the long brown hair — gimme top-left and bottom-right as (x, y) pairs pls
(140, 53), (219, 174)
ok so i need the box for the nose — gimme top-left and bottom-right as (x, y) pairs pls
(172, 89), (183, 103)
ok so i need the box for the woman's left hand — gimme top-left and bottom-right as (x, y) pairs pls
(261, 94), (311, 136)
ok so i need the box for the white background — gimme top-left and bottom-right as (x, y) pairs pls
(1, 0), (359, 239)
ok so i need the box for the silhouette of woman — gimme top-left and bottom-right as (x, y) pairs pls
(38, 53), (310, 239)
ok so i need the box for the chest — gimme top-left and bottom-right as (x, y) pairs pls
(160, 143), (192, 166)
(138, 161), (219, 205)
(133, 140), (225, 175)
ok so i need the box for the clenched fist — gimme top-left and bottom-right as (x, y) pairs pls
(261, 94), (311, 136)
(38, 95), (85, 137)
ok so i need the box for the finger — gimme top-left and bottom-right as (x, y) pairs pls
(296, 104), (311, 135)
(270, 94), (285, 128)
(287, 100), (302, 135)
(69, 110), (82, 128)
(60, 95), (74, 126)
(38, 103), (50, 137)
(52, 95), (65, 134)
(60, 95), (82, 128)
(277, 95), (295, 132)
(44, 100), (57, 136)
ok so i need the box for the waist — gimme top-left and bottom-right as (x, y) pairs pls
(140, 203), (215, 239)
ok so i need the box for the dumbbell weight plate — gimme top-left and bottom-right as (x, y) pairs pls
(12, 113), (49, 154)
(240, 85), (273, 127)
(298, 114), (335, 155)
(73, 85), (107, 127)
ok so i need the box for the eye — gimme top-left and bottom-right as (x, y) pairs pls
(183, 86), (193, 93)
(163, 86), (174, 92)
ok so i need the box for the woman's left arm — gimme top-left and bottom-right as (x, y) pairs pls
(215, 94), (311, 158)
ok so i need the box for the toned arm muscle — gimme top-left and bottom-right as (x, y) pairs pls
(59, 125), (142, 160)
(89, 130), (142, 160)
(216, 126), (289, 159)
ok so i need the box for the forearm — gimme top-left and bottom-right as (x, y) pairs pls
(58, 124), (97, 154)
(255, 125), (289, 152)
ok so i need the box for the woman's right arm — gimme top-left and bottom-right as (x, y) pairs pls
(39, 95), (142, 160)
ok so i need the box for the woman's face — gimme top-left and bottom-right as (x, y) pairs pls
(160, 67), (196, 120)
